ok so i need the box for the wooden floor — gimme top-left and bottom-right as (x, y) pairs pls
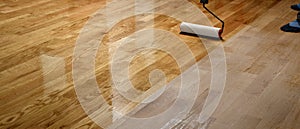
(0, 0), (300, 128)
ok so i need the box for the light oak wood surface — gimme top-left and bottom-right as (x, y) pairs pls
(0, 0), (300, 129)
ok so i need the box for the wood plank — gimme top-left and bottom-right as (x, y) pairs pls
(0, 0), (299, 128)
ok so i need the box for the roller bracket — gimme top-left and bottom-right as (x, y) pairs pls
(201, 2), (225, 38)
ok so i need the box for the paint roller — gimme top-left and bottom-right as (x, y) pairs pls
(180, 0), (225, 40)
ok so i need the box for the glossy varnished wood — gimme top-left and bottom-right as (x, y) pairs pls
(1, 0), (300, 129)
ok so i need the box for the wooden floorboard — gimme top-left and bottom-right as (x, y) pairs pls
(0, 0), (300, 129)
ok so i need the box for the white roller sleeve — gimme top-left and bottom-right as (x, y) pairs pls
(180, 22), (221, 38)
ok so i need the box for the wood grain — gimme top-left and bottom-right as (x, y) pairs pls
(0, 0), (300, 129)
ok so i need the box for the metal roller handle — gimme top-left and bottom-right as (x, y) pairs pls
(200, 0), (225, 35)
